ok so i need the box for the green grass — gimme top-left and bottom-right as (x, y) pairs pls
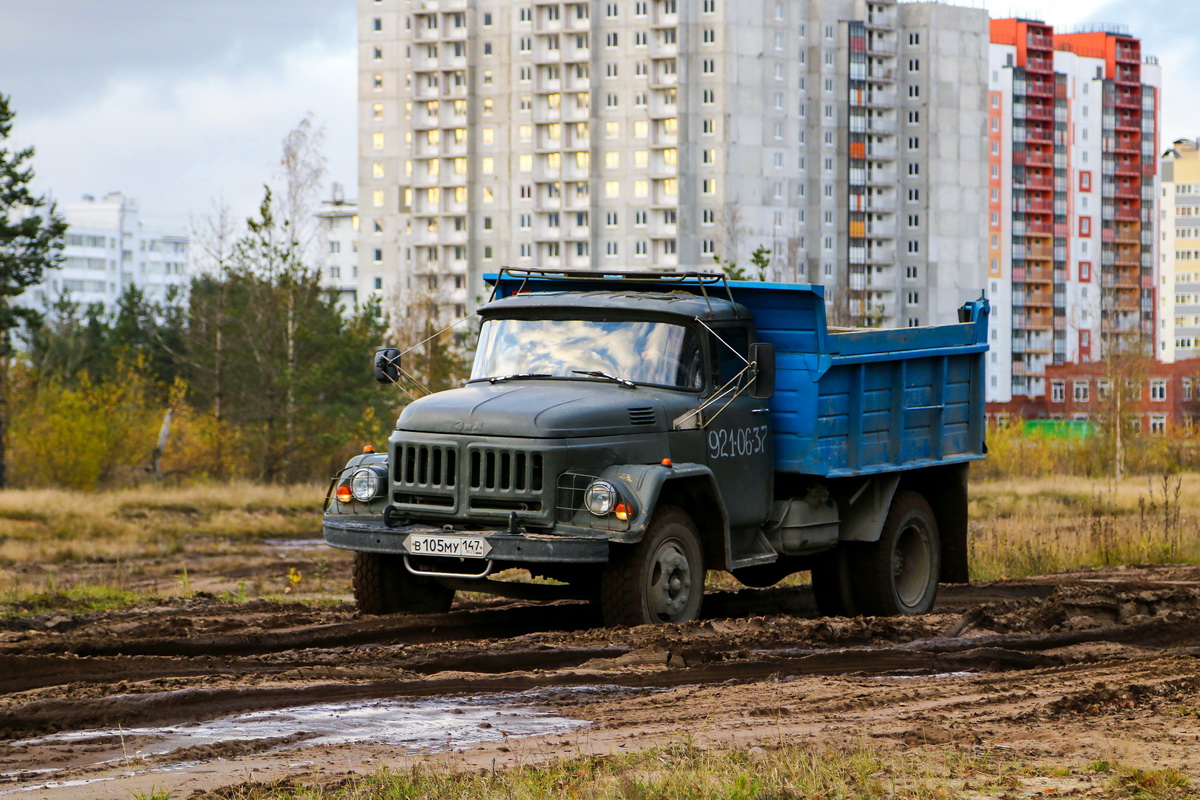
(0, 582), (144, 617)
(180, 742), (1194, 800)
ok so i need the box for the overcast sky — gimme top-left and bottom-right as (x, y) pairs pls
(1, 0), (1196, 234)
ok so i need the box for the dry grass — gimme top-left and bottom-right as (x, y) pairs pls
(0, 482), (328, 610)
(2, 471), (1198, 610)
(969, 472), (1198, 580)
(0, 482), (321, 565)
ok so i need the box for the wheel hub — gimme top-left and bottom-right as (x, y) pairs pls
(894, 521), (932, 607)
(647, 540), (691, 621)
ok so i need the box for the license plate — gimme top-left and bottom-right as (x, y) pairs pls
(403, 533), (492, 559)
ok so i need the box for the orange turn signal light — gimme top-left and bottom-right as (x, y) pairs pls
(363, 445), (375, 453)
(614, 503), (631, 521)
(336, 484), (354, 504)
(661, 458), (673, 467)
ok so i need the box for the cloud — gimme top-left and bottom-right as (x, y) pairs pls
(2, 0), (356, 227)
(16, 37), (355, 228)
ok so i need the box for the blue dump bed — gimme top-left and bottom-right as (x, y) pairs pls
(487, 271), (989, 479)
(725, 281), (989, 478)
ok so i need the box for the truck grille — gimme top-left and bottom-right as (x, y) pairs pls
(390, 439), (551, 521)
(469, 448), (543, 492)
(395, 443), (457, 488)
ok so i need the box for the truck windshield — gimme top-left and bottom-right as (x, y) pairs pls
(471, 318), (703, 390)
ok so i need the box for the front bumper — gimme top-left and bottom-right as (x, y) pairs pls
(323, 515), (610, 563)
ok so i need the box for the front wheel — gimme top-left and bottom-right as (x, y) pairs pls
(601, 506), (704, 626)
(352, 552), (455, 615)
(851, 491), (940, 616)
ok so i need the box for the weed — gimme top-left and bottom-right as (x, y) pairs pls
(1113, 765), (1193, 800)
(176, 568), (192, 595)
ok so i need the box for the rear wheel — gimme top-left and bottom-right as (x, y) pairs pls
(352, 552), (455, 615)
(601, 506), (704, 626)
(851, 491), (940, 616)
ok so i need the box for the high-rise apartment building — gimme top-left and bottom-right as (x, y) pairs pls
(22, 192), (189, 317)
(986, 20), (1160, 404)
(316, 185), (362, 313)
(358, 0), (987, 327)
(1159, 139), (1200, 363)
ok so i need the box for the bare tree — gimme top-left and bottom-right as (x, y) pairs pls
(383, 282), (476, 397)
(276, 113), (327, 266)
(713, 206), (747, 276)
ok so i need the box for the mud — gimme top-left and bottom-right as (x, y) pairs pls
(4, 560), (1200, 798)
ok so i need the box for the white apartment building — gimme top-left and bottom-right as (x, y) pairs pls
(316, 185), (362, 313)
(986, 20), (1160, 405)
(23, 192), (189, 316)
(1159, 139), (1200, 363)
(358, 0), (988, 327)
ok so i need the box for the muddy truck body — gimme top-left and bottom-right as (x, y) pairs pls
(324, 269), (989, 625)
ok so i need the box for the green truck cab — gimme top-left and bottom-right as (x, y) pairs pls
(324, 269), (989, 626)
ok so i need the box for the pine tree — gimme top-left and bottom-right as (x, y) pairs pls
(0, 93), (67, 487)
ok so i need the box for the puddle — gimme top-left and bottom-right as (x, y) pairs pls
(870, 671), (979, 680)
(3, 689), (592, 792)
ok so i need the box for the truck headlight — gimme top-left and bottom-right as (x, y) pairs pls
(584, 480), (617, 516)
(349, 468), (383, 502)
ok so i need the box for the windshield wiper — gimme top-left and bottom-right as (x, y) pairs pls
(488, 372), (552, 384)
(571, 370), (637, 389)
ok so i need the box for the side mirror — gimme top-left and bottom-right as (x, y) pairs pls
(374, 348), (401, 384)
(749, 342), (775, 400)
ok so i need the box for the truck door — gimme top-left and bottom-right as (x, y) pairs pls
(703, 325), (773, 528)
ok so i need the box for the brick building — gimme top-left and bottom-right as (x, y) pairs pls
(1003, 358), (1200, 435)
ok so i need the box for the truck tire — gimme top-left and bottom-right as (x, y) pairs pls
(810, 547), (858, 617)
(352, 552), (455, 615)
(852, 491), (940, 616)
(601, 506), (704, 626)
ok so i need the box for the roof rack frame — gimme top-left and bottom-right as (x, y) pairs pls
(492, 267), (735, 315)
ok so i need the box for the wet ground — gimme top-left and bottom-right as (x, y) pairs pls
(4, 555), (1200, 798)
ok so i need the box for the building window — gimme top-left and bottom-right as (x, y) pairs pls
(1080, 171), (1091, 191)
(1051, 380), (1065, 403)
(1073, 380), (1090, 403)
(1150, 414), (1167, 435)
(1079, 216), (1091, 237)
(1150, 379), (1167, 402)
(1079, 261), (1091, 282)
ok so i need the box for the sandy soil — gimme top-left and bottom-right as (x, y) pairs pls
(3, 549), (1200, 798)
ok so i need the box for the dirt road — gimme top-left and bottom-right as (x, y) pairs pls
(3, 560), (1200, 798)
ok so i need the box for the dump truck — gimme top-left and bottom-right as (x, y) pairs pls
(323, 269), (989, 626)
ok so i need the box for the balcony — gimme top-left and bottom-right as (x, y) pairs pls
(864, 89), (898, 108)
(867, 66), (895, 83)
